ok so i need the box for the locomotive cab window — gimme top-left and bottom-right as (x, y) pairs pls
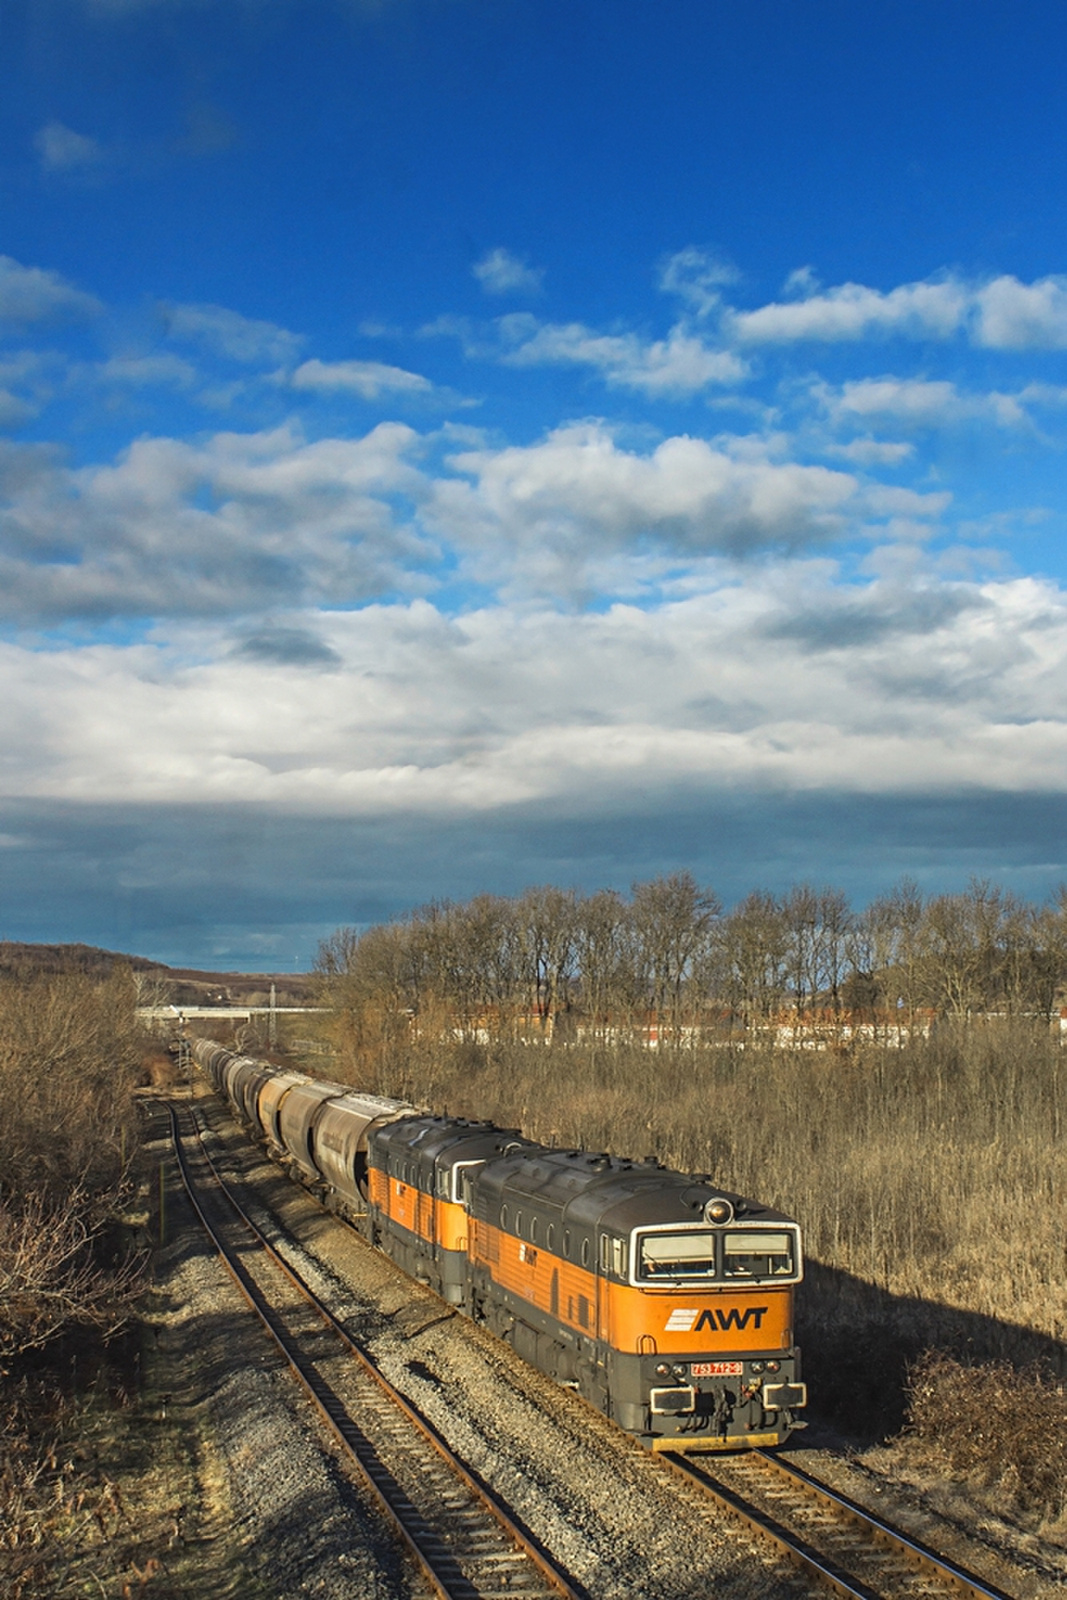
(723, 1231), (795, 1279)
(637, 1231), (716, 1280)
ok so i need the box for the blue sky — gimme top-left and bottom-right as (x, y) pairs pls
(5, 0), (1067, 968)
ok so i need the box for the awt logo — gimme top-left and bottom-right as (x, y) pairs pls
(665, 1306), (768, 1333)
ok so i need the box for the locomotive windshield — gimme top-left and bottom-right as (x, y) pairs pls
(637, 1231), (717, 1280)
(723, 1231), (795, 1278)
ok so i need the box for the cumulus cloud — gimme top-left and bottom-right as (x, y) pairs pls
(0, 422), (431, 622)
(430, 422), (858, 592)
(290, 357), (433, 399)
(730, 276), (969, 343)
(162, 301), (303, 365)
(498, 315), (746, 395)
(727, 268), (1067, 351)
(472, 248), (544, 295)
(34, 121), (105, 172)
(819, 376), (1029, 429)
(973, 275), (1067, 348)
(0, 256), (101, 324)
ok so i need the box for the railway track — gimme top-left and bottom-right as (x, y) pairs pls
(160, 1094), (1022, 1600)
(158, 1099), (583, 1600)
(666, 1447), (1015, 1600)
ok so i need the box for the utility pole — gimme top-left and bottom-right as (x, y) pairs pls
(269, 981), (277, 1047)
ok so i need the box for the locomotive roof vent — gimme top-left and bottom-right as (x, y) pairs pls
(704, 1196), (735, 1225)
(588, 1153), (611, 1170)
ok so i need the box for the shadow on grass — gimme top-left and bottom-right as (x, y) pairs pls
(796, 1257), (1067, 1445)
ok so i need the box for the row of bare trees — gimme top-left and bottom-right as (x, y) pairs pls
(316, 874), (1067, 1046)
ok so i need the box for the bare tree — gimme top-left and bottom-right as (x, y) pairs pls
(516, 887), (578, 1038)
(717, 890), (788, 1029)
(630, 873), (720, 1045)
(574, 888), (634, 1045)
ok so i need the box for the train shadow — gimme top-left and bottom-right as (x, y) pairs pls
(794, 1257), (1067, 1447)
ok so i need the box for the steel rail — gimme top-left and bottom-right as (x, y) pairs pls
(665, 1447), (1015, 1600)
(753, 1451), (1012, 1600)
(157, 1099), (582, 1600)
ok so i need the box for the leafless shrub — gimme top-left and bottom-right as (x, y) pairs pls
(906, 1351), (1067, 1518)
(0, 1190), (144, 1362)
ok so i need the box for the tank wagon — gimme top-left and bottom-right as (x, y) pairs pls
(192, 1038), (807, 1452)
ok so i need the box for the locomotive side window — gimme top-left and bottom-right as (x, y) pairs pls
(723, 1231), (795, 1278)
(581, 1238), (590, 1268)
(638, 1231), (717, 1280)
(501, 1204), (508, 1230)
(530, 1216), (539, 1245)
(546, 1223), (555, 1252)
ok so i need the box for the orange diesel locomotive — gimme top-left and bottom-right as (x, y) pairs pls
(193, 1040), (807, 1452)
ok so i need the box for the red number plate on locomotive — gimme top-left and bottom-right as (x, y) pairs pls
(691, 1361), (743, 1377)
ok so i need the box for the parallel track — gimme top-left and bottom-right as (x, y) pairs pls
(666, 1447), (1015, 1599)
(158, 1099), (582, 1600)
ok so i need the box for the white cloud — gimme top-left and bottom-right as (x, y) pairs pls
(0, 422), (430, 622)
(658, 248), (739, 317)
(0, 256), (101, 324)
(730, 277), (969, 343)
(290, 357), (433, 399)
(472, 248), (544, 296)
(162, 301), (303, 365)
(727, 268), (1067, 352)
(820, 377), (1028, 429)
(431, 422), (858, 592)
(827, 438), (915, 466)
(973, 275), (1067, 348)
(2, 568), (1067, 811)
(34, 121), (105, 172)
(499, 315), (747, 395)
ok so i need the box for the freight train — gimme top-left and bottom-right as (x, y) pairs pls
(191, 1038), (807, 1453)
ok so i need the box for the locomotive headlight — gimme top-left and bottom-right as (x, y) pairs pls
(655, 1362), (673, 1379)
(673, 1364), (688, 1381)
(750, 1361), (765, 1374)
(704, 1196), (734, 1225)
(766, 1360), (780, 1373)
